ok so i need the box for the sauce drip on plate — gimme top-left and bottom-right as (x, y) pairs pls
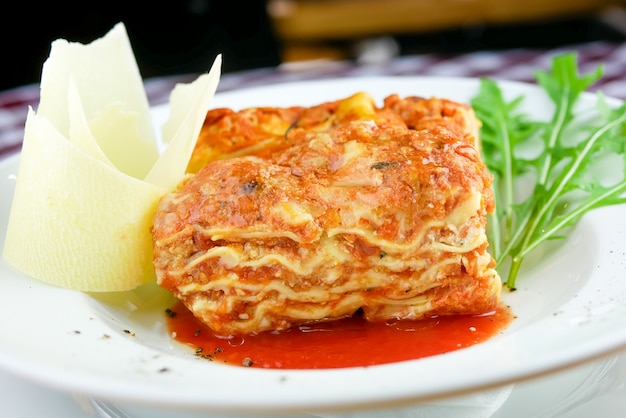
(166, 301), (513, 369)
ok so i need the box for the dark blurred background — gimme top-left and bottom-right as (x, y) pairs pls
(1, 0), (625, 92)
(0, 1), (281, 91)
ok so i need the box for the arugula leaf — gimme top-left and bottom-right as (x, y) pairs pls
(470, 79), (538, 260)
(471, 52), (626, 289)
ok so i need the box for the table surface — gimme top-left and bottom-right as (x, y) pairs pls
(1, 41), (626, 417)
(2, 40), (626, 160)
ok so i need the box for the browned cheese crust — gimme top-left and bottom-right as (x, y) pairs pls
(152, 92), (500, 335)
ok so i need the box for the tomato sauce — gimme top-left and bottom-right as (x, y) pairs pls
(166, 301), (514, 369)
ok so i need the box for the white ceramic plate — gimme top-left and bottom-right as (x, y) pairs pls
(1, 76), (626, 415)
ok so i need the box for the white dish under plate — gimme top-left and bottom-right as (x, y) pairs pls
(1, 76), (626, 415)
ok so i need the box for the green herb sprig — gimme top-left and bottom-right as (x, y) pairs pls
(471, 53), (626, 289)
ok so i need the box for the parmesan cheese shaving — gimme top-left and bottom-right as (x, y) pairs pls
(2, 23), (222, 291)
(146, 57), (221, 190)
(38, 23), (158, 179)
(4, 110), (163, 291)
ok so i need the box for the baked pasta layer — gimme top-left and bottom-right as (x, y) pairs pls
(152, 92), (500, 335)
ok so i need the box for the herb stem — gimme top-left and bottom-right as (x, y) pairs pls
(537, 83), (570, 187)
(506, 256), (524, 290)
(520, 181), (626, 259)
(498, 114), (516, 239)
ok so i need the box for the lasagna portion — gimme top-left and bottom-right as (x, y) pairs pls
(152, 92), (501, 335)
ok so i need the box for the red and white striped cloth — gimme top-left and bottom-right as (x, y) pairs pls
(2, 41), (625, 161)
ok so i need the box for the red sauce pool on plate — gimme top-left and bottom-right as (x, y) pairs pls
(166, 301), (514, 369)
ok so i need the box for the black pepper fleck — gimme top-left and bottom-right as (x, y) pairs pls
(371, 161), (400, 170)
(285, 120), (298, 140)
(241, 179), (259, 194)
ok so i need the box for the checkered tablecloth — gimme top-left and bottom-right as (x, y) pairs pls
(1, 41), (625, 161)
